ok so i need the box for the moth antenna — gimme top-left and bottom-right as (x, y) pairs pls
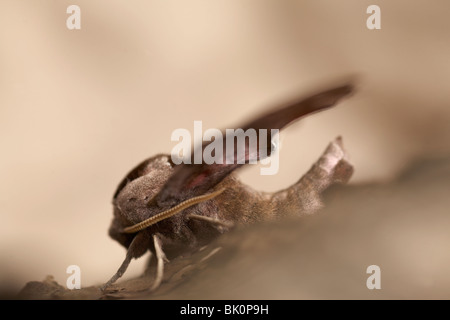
(187, 214), (234, 229)
(123, 188), (226, 233)
(150, 234), (168, 291)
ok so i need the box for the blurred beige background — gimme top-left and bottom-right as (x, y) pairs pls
(1, 0), (450, 293)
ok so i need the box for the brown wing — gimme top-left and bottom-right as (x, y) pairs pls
(155, 84), (354, 207)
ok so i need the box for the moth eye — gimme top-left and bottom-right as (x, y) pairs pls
(144, 195), (149, 201)
(127, 197), (137, 202)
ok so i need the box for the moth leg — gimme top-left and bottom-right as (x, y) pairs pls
(144, 251), (154, 276)
(150, 234), (169, 291)
(101, 231), (150, 291)
(187, 214), (234, 229)
(200, 246), (222, 263)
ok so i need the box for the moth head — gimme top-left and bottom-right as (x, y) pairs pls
(109, 154), (175, 248)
